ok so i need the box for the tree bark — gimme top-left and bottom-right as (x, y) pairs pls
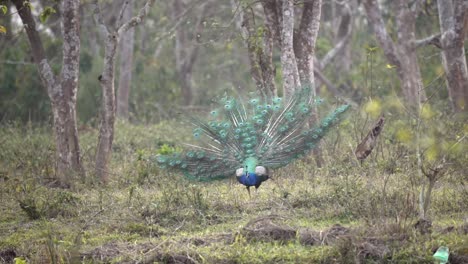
(117, 0), (135, 119)
(94, 0), (155, 183)
(363, 0), (427, 106)
(12, 0), (85, 186)
(294, 0), (323, 167)
(280, 0), (300, 98)
(236, 1), (277, 96)
(295, 0), (322, 90)
(437, 0), (468, 112)
(172, 0), (206, 105)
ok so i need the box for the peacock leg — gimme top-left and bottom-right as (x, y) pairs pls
(246, 186), (251, 198)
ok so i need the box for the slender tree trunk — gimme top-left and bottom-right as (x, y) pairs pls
(172, 0), (204, 105)
(437, 0), (468, 112)
(117, 0), (135, 119)
(93, 0), (155, 183)
(95, 33), (118, 184)
(395, 0), (426, 105)
(294, 0), (323, 167)
(236, 1), (277, 96)
(363, 0), (426, 106)
(280, 0), (300, 98)
(295, 0), (322, 90)
(12, 0), (84, 186)
(333, 2), (352, 75)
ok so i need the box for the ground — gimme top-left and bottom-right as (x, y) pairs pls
(0, 122), (467, 263)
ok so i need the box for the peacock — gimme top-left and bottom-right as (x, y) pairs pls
(155, 87), (349, 195)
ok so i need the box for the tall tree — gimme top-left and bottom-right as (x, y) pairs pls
(235, 0), (323, 97)
(235, 0), (324, 165)
(437, 0), (468, 112)
(12, 0), (84, 186)
(364, 0), (427, 106)
(236, 3), (277, 96)
(117, 0), (135, 119)
(93, 0), (156, 183)
(171, 0), (207, 105)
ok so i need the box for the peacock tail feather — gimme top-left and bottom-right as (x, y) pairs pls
(156, 86), (350, 181)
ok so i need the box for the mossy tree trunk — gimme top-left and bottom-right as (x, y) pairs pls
(12, 0), (85, 187)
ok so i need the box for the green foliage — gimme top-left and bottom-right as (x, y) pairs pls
(0, 4), (7, 15)
(14, 257), (27, 264)
(16, 184), (80, 220)
(156, 144), (181, 155)
(39, 7), (56, 23)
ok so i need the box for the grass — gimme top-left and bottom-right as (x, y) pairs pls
(0, 121), (467, 263)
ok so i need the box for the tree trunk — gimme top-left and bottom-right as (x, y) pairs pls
(95, 33), (118, 184)
(437, 0), (468, 112)
(294, 0), (323, 167)
(117, 0), (135, 119)
(93, 0), (155, 183)
(172, 0), (204, 105)
(394, 0), (427, 105)
(295, 0), (322, 90)
(280, 0), (300, 98)
(12, 0), (85, 186)
(236, 1), (277, 96)
(333, 2), (352, 76)
(363, 0), (427, 106)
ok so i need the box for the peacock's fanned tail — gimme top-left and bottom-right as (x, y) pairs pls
(156, 87), (349, 181)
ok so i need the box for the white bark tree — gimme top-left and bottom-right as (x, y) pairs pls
(363, 0), (427, 106)
(93, 0), (156, 183)
(12, 0), (84, 187)
(437, 0), (468, 112)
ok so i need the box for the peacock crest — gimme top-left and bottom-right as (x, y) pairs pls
(156, 87), (349, 189)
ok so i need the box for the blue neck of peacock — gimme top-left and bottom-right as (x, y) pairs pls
(237, 172), (261, 187)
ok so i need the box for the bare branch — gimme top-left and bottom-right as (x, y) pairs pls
(116, 0), (130, 30)
(0, 60), (35, 65)
(92, 0), (110, 35)
(152, 0), (196, 44)
(11, 0), (56, 90)
(117, 0), (156, 35)
(319, 3), (352, 69)
(413, 33), (442, 49)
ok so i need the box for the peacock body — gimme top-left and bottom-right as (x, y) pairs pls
(156, 87), (349, 192)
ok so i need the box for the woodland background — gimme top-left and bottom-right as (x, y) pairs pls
(0, 0), (467, 263)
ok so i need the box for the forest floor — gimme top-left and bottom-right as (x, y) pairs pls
(0, 122), (467, 263)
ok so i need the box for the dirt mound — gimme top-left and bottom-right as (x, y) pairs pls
(241, 215), (296, 243)
(0, 248), (17, 263)
(299, 224), (351, 246)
